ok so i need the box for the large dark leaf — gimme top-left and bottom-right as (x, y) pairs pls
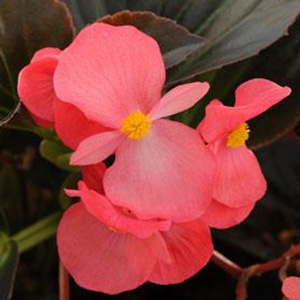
(168, 0), (300, 84)
(0, 0), (74, 125)
(99, 11), (206, 68)
(0, 232), (19, 300)
(62, 0), (222, 31)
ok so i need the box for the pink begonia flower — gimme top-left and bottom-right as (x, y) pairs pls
(282, 276), (300, 300)
(58, 164), (213, 294)
(198, 79), (291, 229)
(51, 23), (216, 222)
(18, 47), (106, 150)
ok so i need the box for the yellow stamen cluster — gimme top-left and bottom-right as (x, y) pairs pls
(120, 110), (151, 139)
(226, 123), (250, 148)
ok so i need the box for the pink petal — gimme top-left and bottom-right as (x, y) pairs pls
(31, 47), (61, 62)
(235, 78), (291, 107)
(57, 203), (165, 294)
(282, 276), (300, 300)
(150, 82), (210, 120)
(78, 181), (171, 239)
(70, 131), (125, 166)
(202, 199), (255, 229)
(54, 99), (107, 150)
(212, 141), (266, 208)
(18, 57), (58, 124)
(149, 219), (213, 284)
(81, 163), (106, 194)
(104, 119), (216, 222)
(54, 23), (165, 128)
(199, 79), (291, 143)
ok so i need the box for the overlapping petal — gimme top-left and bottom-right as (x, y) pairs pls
(54, 99), (107, 150)
(78, 181), (171, 239)
(149, 219), (213, 284)
(71, 131), (125, 165)
(199, 79), (291, 143)
(81, 163), (106, 194)
(211, 142), (266, 208)
(57, 203), (166, 294)
(104, 119), (215, 222)
(18, 56), (59, 124)
(150, 82), (210, 120)
(202, 199), (255, 229)
(31, 47), (61, 62)
(54, 23), (165, 128)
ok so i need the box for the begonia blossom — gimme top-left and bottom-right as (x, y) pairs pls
(47, 23), (216, 222)
(282, 276), (300, 300)
(198, 79), (291, 229)
(58, 164), (213, 294)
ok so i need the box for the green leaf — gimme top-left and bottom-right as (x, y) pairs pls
(168, 0), (300, 84)
(0, 0), (74, 126)
(0, 232), (19, 300)
(40, 139), (79, 172)
(99, 11), (206, 69)
(12, 212), (61, 254)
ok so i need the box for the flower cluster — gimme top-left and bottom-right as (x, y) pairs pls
(18, 23), (291, 294)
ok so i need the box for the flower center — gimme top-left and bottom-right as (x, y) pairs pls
(120, 110), (151, 139)
(226, 123), (250, 148)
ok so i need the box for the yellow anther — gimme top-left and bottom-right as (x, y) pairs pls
(226, 123), (250, 148)
(108, 226), (117, 232)
(120, 110), (151, 139)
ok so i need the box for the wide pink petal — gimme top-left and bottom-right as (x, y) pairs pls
(150, 82), (210, 120)
(78, 181), (171, 239)
(104, 119), (216, 222)
(54, 99), (107, 150)
(54, 23), (165, 128)
(57, 203), (165, 294)
(282, 277), (300, 300)
(202, 199), (255, 229)
(149, 219), (213, 284)
(212, 141), (266, 208)
(199, 79), (291, 143)
(18, 57), (58, 124)
(31, 47), (61, 62)
(81, 163), (106, 194)
(70, 131), (125, 165)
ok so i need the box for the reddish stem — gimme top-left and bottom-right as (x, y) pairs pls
(211, 250), (242, 278)
(212, 243), (300, 300)
(59, 261), (70, 300)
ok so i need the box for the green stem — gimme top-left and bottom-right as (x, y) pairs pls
(11, 212), (61, 254)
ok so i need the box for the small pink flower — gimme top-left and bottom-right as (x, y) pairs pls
(282, 276), (300, 300)
(18, 48), (106, 150)
(51, 23), (216, 222)
(58, 165), (213, 294)
(198, 79), (291, 229)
